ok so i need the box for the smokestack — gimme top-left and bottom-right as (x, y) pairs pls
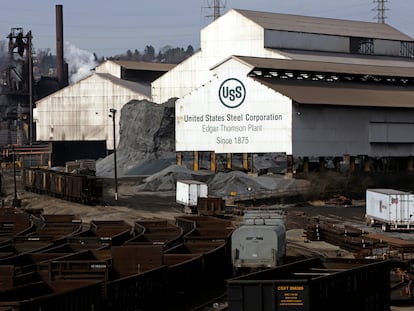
(55, 5), (67, 87)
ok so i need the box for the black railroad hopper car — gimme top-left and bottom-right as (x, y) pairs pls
(0, 209), (34, 245)
(125, 219), (183, 249)
(227, 257), (391, 311)
(0, 279), (105, 311)
(68, 220), (133, 248)
(0, 211), (232, 310)
(23, 168), (103, 205)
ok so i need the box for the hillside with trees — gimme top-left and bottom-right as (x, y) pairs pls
(34, 44), (195, 78)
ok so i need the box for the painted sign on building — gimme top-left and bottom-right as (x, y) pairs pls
(176, 76), (292, 154)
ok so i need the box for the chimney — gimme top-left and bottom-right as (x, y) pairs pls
(56, 5), (68, 87)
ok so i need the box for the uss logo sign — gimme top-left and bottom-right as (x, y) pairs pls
(218, 78), (246, 108)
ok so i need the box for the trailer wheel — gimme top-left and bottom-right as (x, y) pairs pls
(366, 218), (375, 227)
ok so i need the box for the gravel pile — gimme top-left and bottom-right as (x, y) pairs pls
(96, 99), (176, 177)
(96, 99), (311, 199)
(136, 165), (213, 192)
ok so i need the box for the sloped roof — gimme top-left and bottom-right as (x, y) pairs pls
(227, 54), (414, 108)
(233, 9), (413, 41)
(36, 73), (151, 104)
(255, 79), (414, 108)
(97, 73), (151, 97)
(110, 60), (175, 72)
(269, 49), (414, 70)
(232, 55), (414, 78)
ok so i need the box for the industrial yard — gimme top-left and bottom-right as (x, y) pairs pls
(2, 3), (414, 310)
(1, 166), (414, 310)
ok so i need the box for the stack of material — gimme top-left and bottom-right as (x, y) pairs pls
(306, 218), (384, 257)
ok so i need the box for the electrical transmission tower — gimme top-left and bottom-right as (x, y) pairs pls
(373, 0), (388, 23)
(204, 0), (227, 20)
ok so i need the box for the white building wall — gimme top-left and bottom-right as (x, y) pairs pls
(95, 61), (121, 78)
(176, 59), (292, 154)
(151, 51), (207, 104)
(34, 74), (149, 150)
(151, 9), (286, 104)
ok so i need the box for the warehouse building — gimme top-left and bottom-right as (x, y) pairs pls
(152, 9), (414, 173)
(34, 60), (174, 156)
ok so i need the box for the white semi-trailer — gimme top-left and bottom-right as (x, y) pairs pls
(176, 180), (208, 213)
(365, 189), (414, 231)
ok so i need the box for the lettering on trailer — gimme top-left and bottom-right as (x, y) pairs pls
(276, 285), (308, 310)
(379, 200), (386, 212)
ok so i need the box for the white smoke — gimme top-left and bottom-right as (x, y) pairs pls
(64, 42), (98, 84)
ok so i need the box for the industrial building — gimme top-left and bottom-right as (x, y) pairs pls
(0, 28), (35, 147)
(1, 5), (175, 167)
(34, 60), (175, 152)
(28, 8), (414, 174)
(152, 9), (414, 173)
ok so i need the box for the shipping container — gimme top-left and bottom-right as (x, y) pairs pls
(366, 189), (414, 231)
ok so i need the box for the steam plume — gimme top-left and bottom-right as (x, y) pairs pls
(64, 42), (97, 84)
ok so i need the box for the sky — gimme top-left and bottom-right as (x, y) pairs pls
(0, 0), (413, 58)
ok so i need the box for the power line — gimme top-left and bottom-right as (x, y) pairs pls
(373, 0), (389, 24)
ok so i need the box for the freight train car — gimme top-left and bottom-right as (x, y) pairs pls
(23, 168), (103, 205)
(231, 210), (286, 274)
(125, 219), (183, 249)
(0, 212), (233, 311)
(227, 257), (391, 311)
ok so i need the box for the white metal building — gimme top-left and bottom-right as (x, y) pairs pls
(152, 9), (414, 171)
(35, 60), (174, 150)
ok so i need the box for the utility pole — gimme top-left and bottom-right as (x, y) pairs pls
(213, 0), (222, 20)
(109, 108), (118, 201)
(373, 0), (388, 24)
(204, 0), (226, 20)
(12, 145), (20, 208)
(28, 31), (33, 145)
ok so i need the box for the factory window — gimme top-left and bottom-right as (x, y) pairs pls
(401, 41), (414, 58)
(350, 37), (374, 55)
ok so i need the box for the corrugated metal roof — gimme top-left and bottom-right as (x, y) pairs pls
(233, 55), (414, 77)
(254, 79), (414, 108)
(269, 49), (414, 70)
(110, 60), (175, 71)
(97, 73), (151, 97)
(234, 9), (413, 41)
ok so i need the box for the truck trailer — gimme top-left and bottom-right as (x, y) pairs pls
(365, 188), (414, 231)
(176, 180), (208, 213)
